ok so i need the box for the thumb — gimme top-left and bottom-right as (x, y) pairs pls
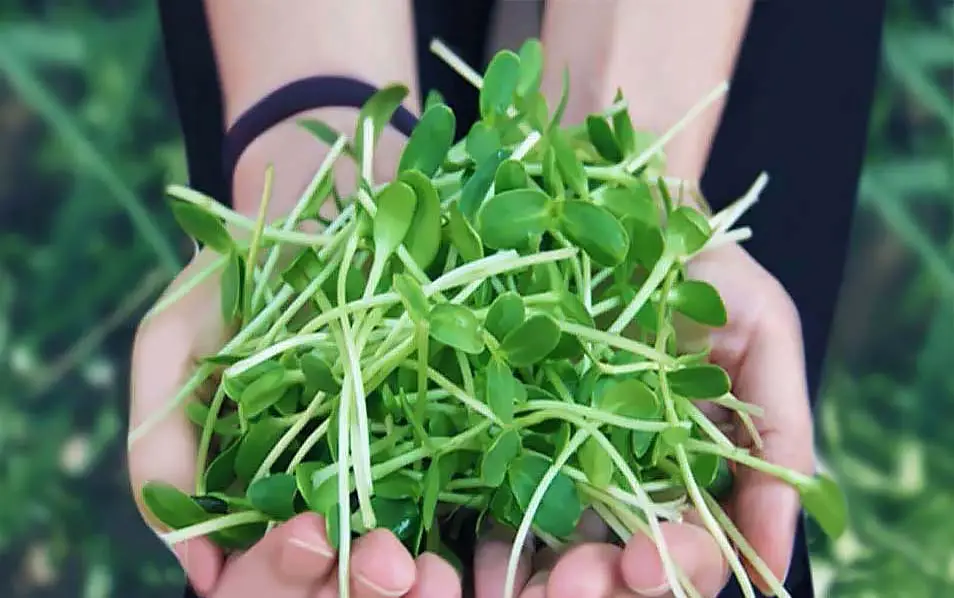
(127, 250), (231, 593)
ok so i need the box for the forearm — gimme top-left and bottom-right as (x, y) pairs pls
(541, 0), (753, 181)
(204, 0), (419, 216)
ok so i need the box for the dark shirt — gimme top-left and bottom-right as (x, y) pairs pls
(157, 1), (886, 596)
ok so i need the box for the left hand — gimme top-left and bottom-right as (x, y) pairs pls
(472, 242), (815, 597)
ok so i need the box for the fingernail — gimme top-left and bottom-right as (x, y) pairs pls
(355, 574), (407, 597)
(631, 581), (670, 597)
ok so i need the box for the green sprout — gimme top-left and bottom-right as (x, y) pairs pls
(130, 38), (847, 598)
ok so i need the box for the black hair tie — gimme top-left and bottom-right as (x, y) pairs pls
(222, 75), (420, 187)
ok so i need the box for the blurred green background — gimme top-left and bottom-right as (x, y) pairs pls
(0, 2), (950, 597)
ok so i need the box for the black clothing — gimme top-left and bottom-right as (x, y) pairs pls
(157, 1), (886, 596)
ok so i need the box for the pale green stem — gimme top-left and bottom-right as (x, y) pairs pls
(558, 320), (674, 364)
(608, 251), (676, 335)
(194, 385), (228, 493)
(253, 392), (326, 481)
(160, 511), (269, 546)
(285, 419), (331, 474)
(245, 165), (275, 317)
(143, 254), (227, 323)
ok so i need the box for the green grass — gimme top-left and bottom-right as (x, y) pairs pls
(0, 1), (950, 596)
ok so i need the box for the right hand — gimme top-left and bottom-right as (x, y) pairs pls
(127, 249), (461, 598)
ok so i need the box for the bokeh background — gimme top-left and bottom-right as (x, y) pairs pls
(0, 1), (951, 597)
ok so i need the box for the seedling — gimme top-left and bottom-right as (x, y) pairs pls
(131, 39), (846, 598)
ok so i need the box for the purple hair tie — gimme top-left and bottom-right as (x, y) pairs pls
(223, 76), (419, 184)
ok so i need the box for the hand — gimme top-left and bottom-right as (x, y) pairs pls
(127, 249), (462, 598)
(472, 242), (814, 597)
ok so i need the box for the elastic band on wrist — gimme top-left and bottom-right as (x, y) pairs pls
(222, 75), (419, 187)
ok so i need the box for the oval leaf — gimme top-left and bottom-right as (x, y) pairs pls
(399, 170), (443, 269)
(398, 103), (456, 177)
(459, 149), (509, 221)
(611, 89), (636, 156)
(485, 357), (525, 424)
(494, 159), (529, 192)
(667, 364), (731, 399)
(301, 352), (341, 395)
(586, 115), (623, 163)
(374, 181), (418, 258)
(141, 482), (210, 529)
(466, 122), (502, 164)
(234, 419), (286, 482)
(480, 50), (521, 119)
(669, 280), (728, 327)
(393, 273), (430, 324)
(446, 203), (484, 263)
(428, 303), (485, 355)
(798, 473), (848, 540)
(549, 129), (588, 198)
(500, 314), (561, 367)
(481, 429), (522, 487)
(170, 200), (234, 253)
(559, 200), (630, 267)
(239, 367), (292, 418)
(354, 84), (409, 159)
(507, 453), (583, 539)
(516, 39), (544, 98)
(579, 436), (614, 488)
(484, 292), (526, 341)
(667, 206), (711, 255)
(220, 251), (243, 322)
(477, 188), (554, 250)
(294, 462), (339, 514)
(247, 473), (298, 520)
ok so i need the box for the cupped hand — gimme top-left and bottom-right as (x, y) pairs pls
(127, 249), (461, 598)
(473, 242), (815, 598)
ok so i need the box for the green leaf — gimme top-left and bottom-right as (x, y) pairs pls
(281, 248), (324, 294)
(170, 200), (234, 253)
(798, 474), (848, 540)
(690, 453), (723, 489)
(481, 429), (522, 487)
(477, 188), (554, 250)
(301, 352), (341, 395)
(428, 303), (485, 355)
(485, 358), (525, 424)
(541, 146), (564, 197)
(373, 181), (418, 257)
(399, 170), (443, 269)
(579, 436), (614, 488)
(398, 103), (456, 177)
(220, 251), (243, 322)
(204, 441), (240, 492)
(375, 472), (422, 500)
(466, 122), (502, 164)
(141, 482), (211, 529)
(371, 497), (422, 545)
(559, 200), (630, 267)
(559, 291), (594, 327)
(596, 181), (659, 224)
(623, 216), (665, 270)
(484, 292), (526, 341)
(548, 67), (571, 131)
(234, 419), (286, 482)
(668, 280), (727, 327)
(516, 39), (544, 98)
(667, 365), (731, 399)
(586, 115), (624, 163)
(480, 50), (521, 119)
(611, 88), (636, 156)
(424, 89), (445, 112)
(295, 462), (338, 513)
(247, 474), (298, 520)
(494, 159), (529, 192)
(549, 129), (588, 198)
(459, 149), (509, 221)
(667, 206), (711, 255)
(354, 84), (409, 159)
(422, 458), (442, 530)
(394, 273), (430, 324)
(298, 118), (354, 157)
(598, 378), (660, 414)
(507, 453), (582, 538)
(239, 367), (292, 418)
(446, 203), (484, 262)
(500, 314), (561, 367)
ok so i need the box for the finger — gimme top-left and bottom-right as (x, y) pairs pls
(690, 246), (814, 591)
(348, 529), (417, 598)
(621, 522), (727, 597)
(517, 571), (549, 598)
(128, 252), (231, 590)
(474, 522), (534, 598)
(405, 552), (461, 598)
(546, 543), (628, 598)
(215, 513), (336, 596)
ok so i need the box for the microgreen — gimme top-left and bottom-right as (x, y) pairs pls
(136, 40), (848, 598)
